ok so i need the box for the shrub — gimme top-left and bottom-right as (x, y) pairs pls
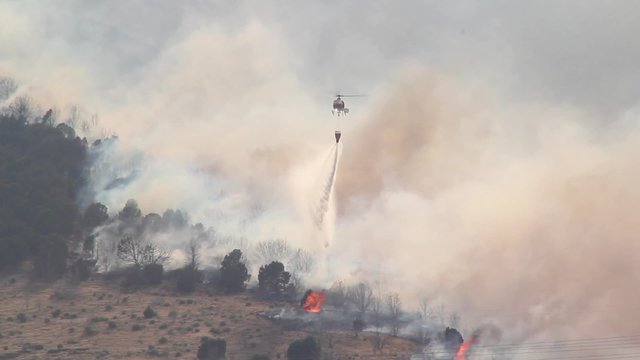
(63, 312), (77, 319)
(442, 327), (464, 353)
(250, 356), (270, 360)
(143, 306), (157, 319)
(22, 343), (44, 351)
(176, 266), (201, 293)
(197, 337), (226, 360)
(123, 266), (145, 287)
(16, 313), (27, 323)
(84, 325), (98, 337)
(287, 336), (321, 360)
(159, 337), (168, 345)
(353, 317), (365, 338)
(143, 263), (164, 285)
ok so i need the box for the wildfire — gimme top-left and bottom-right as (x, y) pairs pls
(300, 290), (326, 313)
(455, 338), (475, 360)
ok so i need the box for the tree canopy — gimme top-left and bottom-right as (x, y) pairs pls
(0, 113), (87, 276)
(258, 261), (291, 297)
(219, 249), (250, 293)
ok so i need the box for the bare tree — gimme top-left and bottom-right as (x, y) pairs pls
(186, 237), (201, 270)
(6, 95), (34, 122)
(347, 282), (373, 317)
(369, 297), (388, 357)
(80, 113), (100, 137)
(436, 304), (446, 326)
(290, 248), (314, 273)
(369, 295), (383, 329)
(254, 238), (292, 265)
(387, 293), (402, 336)
(370, 331), (388, 353)
(117, 236), (169, 267)
(0, 77), (18, 101)
(419, 297), (433, 321)
(66, 105), (81, 130)
(326, 281), (348, 307)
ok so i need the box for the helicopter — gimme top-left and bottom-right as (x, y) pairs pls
(331, 94), (364, 116)
(331, 94), (364, 143)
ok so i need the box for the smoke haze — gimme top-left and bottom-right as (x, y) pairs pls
(2, 0), (640, 349)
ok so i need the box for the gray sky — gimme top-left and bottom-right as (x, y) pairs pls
(3, 1), (640, 113)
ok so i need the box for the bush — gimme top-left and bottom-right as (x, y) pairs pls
(16, 313), (27, 323)
(83, 325), (98, 337)
(442, 327), (464, 353)
(176, 266), (201, 293)
(219, 249), (250, 293)
(143, 306), (157, 319)
(197, 337), (226, 360)
(287, 336), (321, 360)
(250, 355), (270, 360)
(143, 263), (164, 285)
(123, 266), (145, 287)
(353, 317), (365, 338)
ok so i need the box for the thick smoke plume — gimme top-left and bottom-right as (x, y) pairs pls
(334, 70), (640, 343)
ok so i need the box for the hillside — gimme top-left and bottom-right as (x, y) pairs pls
(0, 273), (417, 359)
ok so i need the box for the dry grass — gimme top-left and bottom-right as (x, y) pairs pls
(0, 274), (416, 359)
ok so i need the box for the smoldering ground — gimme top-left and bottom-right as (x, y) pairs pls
(2, 0), (640, 351)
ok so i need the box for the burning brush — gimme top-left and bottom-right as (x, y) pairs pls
(455, 327), (496, 360)
(455, 336), (475, 360)
(300, 290), (326, 313)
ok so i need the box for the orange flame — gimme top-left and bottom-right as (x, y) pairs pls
(301, 290), (326, 313)
(455, 338), (475, 360)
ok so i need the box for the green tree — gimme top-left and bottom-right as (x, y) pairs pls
(0, 113), (87, 275)
(219, 249), (250, 293)
(83, 202), (108, 229)
(258, 261), (291, 297)
(118, 199), (142, 225)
